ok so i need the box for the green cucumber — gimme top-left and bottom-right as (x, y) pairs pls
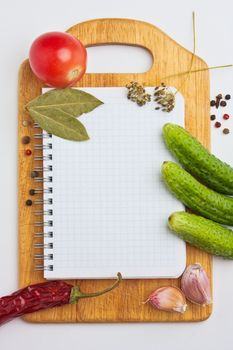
(168, 211), (233, 259)
(163, 123), (233, 195)
(162, 161), (233, 225)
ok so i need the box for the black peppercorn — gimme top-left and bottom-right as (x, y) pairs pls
(220, 100), (227, 107)
(29, 189), (36, 196)
(22, 136), (31, 145)
(210, 115), (216, 121)
(31, 171), (39, 178)
(225, 94), (231, 100)
(25, 199), (33, 206)
(210, 100), (216, 107)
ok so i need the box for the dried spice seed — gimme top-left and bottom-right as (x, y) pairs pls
(29, 189), (36, 196)
(126, 81), (151, 106)
(220, 101), (227, 107)
(225, 94), (231, 100)
(210, 100), (216, 107)
(210, 115), (216, 121)
(22, 120), (30, 127)
(25, 199), (33, 206)
(21, 136), (31, 144)
(153, 84), (175, 112)
(31, 171), (39, 178)
(215, 121), (221, 128)
(223, 128), (230, 134)
(215, 94), (222, 109)
(223, 114), (230, 120)
(25, 149), (32, 156)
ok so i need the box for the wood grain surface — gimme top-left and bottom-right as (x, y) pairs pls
(18, 18), (212, 323)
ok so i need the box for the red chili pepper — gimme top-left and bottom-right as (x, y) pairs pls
(0, 273), (122, 326)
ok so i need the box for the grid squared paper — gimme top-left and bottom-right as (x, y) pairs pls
(43, 87), (186, 279)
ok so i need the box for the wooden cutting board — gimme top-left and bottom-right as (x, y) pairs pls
(18, 18), (212, 322)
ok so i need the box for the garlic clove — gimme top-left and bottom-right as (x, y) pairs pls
(181, 263), (212, 306)
(148, 286), (187, 314)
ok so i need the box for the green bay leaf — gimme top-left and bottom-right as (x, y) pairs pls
(28, 107), (89, 141)
(26, 88), (103, 118)
(25, 88), (104, 141)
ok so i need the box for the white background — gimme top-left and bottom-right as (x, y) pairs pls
(0, 0), (233, 349)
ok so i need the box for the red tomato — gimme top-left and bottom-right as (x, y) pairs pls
(29, 32), (87, 88)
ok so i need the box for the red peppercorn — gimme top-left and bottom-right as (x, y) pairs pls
(223, 114), (230, 120)
(215, 121), (221, 128)
(25, 149), (32, 156)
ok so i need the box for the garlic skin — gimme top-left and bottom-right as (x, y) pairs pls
(181, 263), (212, 306)
(148, 286), (187, 313)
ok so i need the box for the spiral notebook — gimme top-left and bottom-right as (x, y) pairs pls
(42, 87), (186, 279)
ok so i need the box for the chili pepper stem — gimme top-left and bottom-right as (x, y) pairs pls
(69, 272), (122, 304)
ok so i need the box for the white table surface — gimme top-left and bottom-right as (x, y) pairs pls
(0, 0), (233, 348)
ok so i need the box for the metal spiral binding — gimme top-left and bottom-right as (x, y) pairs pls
(34, 143), (52, 150)
(34, 198), (53, 205)
(34, 176), (53, 183)
(34, 209), (53, 216)
(34, 254), (53, 260)
(34, 133), (52, 139)
(34, 165), (53, 172)
(34, 242), (53, 249)
(35, 220), (53, 227)
(34, 232), (53, 238)
(34, 265), (53, 271)
(34, 155), (52, 161)
(32, 187), (53, 194)
(33, 123), (41, 129)
(33, 131), (54, 272)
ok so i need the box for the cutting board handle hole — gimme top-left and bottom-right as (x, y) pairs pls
(86, 45), (153, 73)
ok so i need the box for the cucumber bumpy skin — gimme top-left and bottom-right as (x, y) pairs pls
(162, 161), (233, 226)
(163, 123), (233, 195)
(168, 212), (233, 259)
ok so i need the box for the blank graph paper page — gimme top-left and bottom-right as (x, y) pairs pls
(43, 87), (186, 279)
